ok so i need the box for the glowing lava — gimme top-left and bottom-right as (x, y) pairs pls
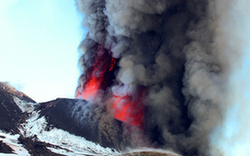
(76, 43), (145, 127)
(76, 77), (100, 101)
(76, 44), (118, 101)
(111, 87), (145, 127)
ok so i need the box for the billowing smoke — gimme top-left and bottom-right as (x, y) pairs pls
(74, 0), (248, 155)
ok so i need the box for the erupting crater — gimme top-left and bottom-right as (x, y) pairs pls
(76, 43), (145, 127)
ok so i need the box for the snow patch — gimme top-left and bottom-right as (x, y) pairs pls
(19, 110), (119, 155)
(12, 96), (38, 113)
(46, 147), (88, 156)
(0, 130), (30, 156)
(10, 95), (119, 155)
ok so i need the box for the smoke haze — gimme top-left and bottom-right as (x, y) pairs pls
(75, 0), (250, 155)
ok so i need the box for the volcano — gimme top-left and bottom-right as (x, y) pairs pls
(0, 82), (180, 155)
(1, 0), (246, 155)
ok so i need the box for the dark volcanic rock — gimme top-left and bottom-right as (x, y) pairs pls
(18, 135), (64, 156)
(0, 82), (138, 155)
(38, 98), (130, 150)
(0, 140), (14, 154)
(0, 82), (30, 134)
(0, 82), (68, 155)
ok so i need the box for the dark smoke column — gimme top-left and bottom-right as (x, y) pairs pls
(75, 0), (234, 155)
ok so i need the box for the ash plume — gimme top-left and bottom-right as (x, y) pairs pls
(75, 0), (245, 155)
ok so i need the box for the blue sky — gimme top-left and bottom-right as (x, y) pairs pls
(0, 0), (84, 102)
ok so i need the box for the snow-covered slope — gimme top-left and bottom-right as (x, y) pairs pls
(0, 130), (30, 155)
(0, 83), (181, 156)
(0, 82), (119, 155)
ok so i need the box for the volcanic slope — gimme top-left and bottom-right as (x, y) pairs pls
(0, 82), (119, 155)
(1, 82), (182, 155)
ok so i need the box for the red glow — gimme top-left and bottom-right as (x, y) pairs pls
(76, 43), (145, 127)
(76, 77), (101, 101)
(109, 58), (117, 71)
(112, 88), (145, 127)
(112, 96), (143, 126)
(76, 45), (117, 101)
